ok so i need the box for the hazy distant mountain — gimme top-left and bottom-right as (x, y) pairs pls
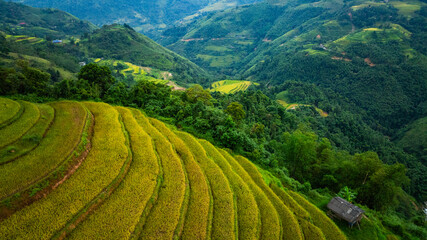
(0, 0), (96, 38)
(10, 0), (262, 36)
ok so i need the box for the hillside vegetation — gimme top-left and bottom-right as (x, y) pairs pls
(0, 1), (210, 85)
(0, 97), (347, 240)
(163, 0), (427, 135)
(0, 1), (425, 239)
(10, 0), (262, 37)
(0, 0), (96, 39)
(210, 80), (259, 94)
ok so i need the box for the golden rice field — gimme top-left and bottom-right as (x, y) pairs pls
(210, 80), (259, 94)
(95, 59), (174, 85)
(0, 97), (346, 240)
(277, 100), (329, 117)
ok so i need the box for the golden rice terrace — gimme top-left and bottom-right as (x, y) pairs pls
(0, 97), (346, 240)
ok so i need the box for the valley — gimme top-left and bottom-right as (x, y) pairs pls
(0, 0), (426, 239)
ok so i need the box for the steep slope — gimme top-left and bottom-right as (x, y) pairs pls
(0, 1), (211, 84)
(0, 97), (346, 240)
(10, 0), (262, 36)
(81, 24), (210, 83)
(164, 0), (427, 132)
(396, 116), (427, 166)
(0, 0), (96, 39)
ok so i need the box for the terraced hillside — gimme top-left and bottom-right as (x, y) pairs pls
(0, 97), (346, 240)
(211, 80), (259, 94)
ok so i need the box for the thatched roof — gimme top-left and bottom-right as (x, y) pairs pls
(327, 197), (364, 223)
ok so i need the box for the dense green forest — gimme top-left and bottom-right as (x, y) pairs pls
(163, 0), (427, 133)
(0, 0), (426, 239)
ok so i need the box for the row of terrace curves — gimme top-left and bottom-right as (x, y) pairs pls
(0, 97), (346, 240)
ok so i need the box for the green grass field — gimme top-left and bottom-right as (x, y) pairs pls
(0, 98), (346, 239)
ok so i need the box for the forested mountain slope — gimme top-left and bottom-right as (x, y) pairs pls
(10, 0), (262, 36)
(0, 1), (210, 84)
(163, 0), (427, 136)
(0, 1), (426, 239)
(0, 0), (96, 38)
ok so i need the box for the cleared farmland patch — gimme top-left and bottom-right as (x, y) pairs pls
(66, 107), (159, 239)
(0, 104), (54, 165)
(0, 98), (22, 127)
(288, 191), (347, 240)
(210, 80), (259, 94)
(0, 101), (40, 148)
(200, 140), (259, 240)
(176, 132), (236, 240)
(217, 148), (280, 240)
(0, 101), (87, 200)
(234, 155), (303, 240)
(131, 109), (186, 240)
(150, 119), (210, 240)
(0, 102), (128, 239)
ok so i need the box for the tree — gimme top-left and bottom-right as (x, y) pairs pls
(280, 130), (317, 181)
(338, 186), (358, 203)
(358, 163), (410, 210)
(225, 102), (246, 122)
(78, 63), (115, 96)
(185, 84), (212, 105)
(129, 80), (171, 110)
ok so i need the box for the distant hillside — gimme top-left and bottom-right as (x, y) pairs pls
(0, 0), (96, 39)
(80, 24), (210, 83)
(0, 1), (211, 84)
(9, 0), (262, 36)
(163, 0), (427, 134)
(0, 97), (346, 240)
(396, 116), (427, 166)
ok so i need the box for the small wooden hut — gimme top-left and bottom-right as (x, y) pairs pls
(327, 197), (364, 228)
